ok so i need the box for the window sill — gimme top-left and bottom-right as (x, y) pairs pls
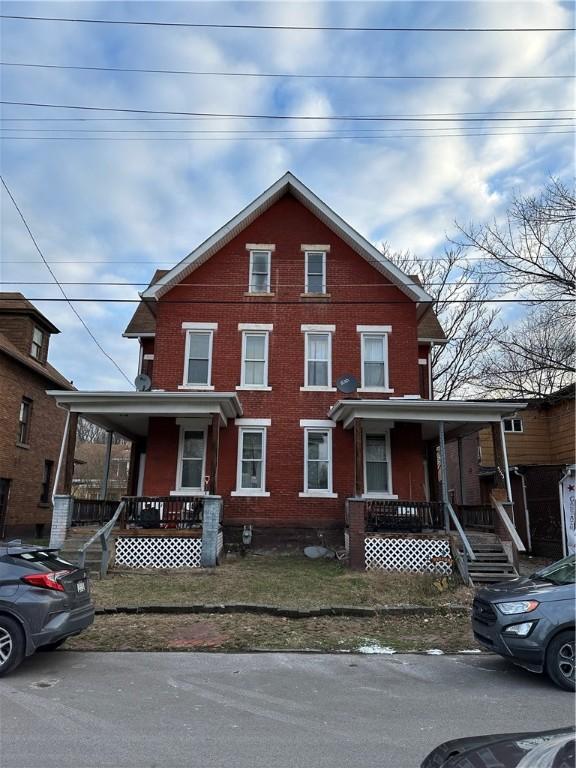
(170, 490), (206, 496)
(178, 384), (215, 391)
(236, 386), (272, 392)
(300, 292), (331, 298)
(300, 386), (337, 392)
(231, 490), (271, 497)
(299, 492), (338, 499)
(15, 442), (30, 450)
(361, 493), (398, 499)
(357, 388), (395, 394)
(244, 292), (275, 298)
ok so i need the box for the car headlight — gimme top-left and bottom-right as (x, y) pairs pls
(503, 621), (536, 637)
(496, 600), (539, 615)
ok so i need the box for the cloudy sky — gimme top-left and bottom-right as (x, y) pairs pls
(0, 0), (574, 389)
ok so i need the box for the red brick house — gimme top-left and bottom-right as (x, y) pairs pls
(0, 293), (76, 538)
(49, 174), (525, 573)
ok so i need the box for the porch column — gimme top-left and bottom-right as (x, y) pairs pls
(208, 413), (220, 496)
(100, 430), (113, 500)
(438, 421), (450, 531)
(346, 498), (366, 571)
(201, 495), (223, 568)
(52, 409), (71, 504)
(353, 419), (364, 497)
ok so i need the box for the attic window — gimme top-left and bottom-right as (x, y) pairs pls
(248, 250), (271, 293)
(30, 327), (44, 361)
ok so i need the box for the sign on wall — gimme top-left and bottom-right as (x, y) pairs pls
(560, 466), (576, 557)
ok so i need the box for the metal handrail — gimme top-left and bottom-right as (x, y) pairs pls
(446, 502), (476, 561)
(78, 500), (125, 579)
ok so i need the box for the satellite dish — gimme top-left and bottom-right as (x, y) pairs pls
(134, 374), (152, 392)
(336, 374), (358, 394)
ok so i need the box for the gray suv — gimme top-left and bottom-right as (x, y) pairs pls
(0, 541), (94, 676)
(472, 555), (575, 691)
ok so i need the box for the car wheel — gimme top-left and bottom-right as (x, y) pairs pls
(38, 639), (66, 652)
(0, 616), (25, 677)
(546, 631), (575, 692)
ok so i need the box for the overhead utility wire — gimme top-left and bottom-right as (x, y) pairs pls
(2, 100), (573, 121)
(2, 113), (572, 122)
(1, 14), (573, 32)
(1, 297), (570, 305)
(0, 176), (132, 385)
(0, 280), (558, 287)
(1, 61), (572, 80)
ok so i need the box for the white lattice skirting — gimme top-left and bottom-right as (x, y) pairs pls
(217, 531), (224, 561)
(365, 536), (452, 574)
(115, 537), (203, 569)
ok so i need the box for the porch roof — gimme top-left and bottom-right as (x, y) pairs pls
(328, 398), (527, 440)
(47, 390), (243, 439)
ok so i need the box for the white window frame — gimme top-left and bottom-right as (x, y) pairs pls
(248, 249), (272, 293)
(232, 426), (270, 497)
(304, 250), (327, 294)
(175, 426), (207, 494)
(300, 424), (337, 498)
(503, 417), (523, 433)
(180, 327), (215, 390)
(358, 328), (393, 393)
(301, 327), (335, 391)
(362, 430), (396, 499)
(239, 330), (270, 390)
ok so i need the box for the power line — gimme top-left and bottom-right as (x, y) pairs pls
(1, 114), (570, 123)
(0, 176), (132, 385)
(0, 297), (570, 305)
(2, 100), (574, 122)
(2, 60), (573, 80)
(0, 280), (558, 287)
(1, 14), (573, 32)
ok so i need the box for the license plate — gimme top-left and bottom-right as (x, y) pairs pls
(76, 580), (86, 593)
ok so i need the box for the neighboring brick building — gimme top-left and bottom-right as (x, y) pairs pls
(49, 173), (523, 549)
(445, 385), (575, 557)
(0, 293), (76, 538)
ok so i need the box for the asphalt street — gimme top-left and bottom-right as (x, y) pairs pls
(0, 651), (571, 768)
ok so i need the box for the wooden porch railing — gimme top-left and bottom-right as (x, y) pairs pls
(454, 504), (495, 532)
(365, 500), (444, 533)
(121, 496), (204, 529)
(71, 498), (119, 527)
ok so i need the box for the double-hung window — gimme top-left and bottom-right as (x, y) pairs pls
(301, 423), (335, 496)
(302, 326), (334, 389)
(30, 327), (44, 361)
(177, 429), (206, 491)
(18, 398), (32, 445)
(305, 251), (326, 294)
(233, 419), (270, 496)
(241, 331), (269, 388)
(182, 323), (217, 388)
(364, 434), (390, 495)
(503, 418), (523, 433)
(358, 327), (392, 391)
(248, 250), (271, 293)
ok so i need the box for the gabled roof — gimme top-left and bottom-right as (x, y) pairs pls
(141, 172), (433, 304)
(0, 292), (60, 334)
(0, 331), (75, 390)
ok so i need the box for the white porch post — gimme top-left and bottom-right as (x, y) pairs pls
(438, 421), (450, 532)
(499, 419), (514, 508)
(101, 430), (113, 500)
(52, 409), (71, 504)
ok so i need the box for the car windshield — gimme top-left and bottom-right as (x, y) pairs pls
(532, 555), (576, 585)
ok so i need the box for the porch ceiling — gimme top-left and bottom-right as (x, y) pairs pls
(46, 390), (243, 439)
(328, 398), (527, 441)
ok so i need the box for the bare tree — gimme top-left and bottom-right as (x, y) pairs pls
(76, 417), (130, 446)
(384, 244), (499, 399)
(456, 178), (575, 301)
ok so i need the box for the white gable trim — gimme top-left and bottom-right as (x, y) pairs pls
(141, 172), (433, 304)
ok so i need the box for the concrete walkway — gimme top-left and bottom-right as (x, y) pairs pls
(0, 651), (569, 768)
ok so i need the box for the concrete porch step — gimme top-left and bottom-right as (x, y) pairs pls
(471, 573), (520, 583)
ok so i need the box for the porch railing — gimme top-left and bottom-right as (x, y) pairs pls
(455, 504), (495, 532)
(121, 496), (204, 529)
(365, 500), (444, 533)
(71, 498), (119, 527)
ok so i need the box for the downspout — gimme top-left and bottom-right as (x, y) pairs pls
(512, 467), (532, 553)
(52, 409), (71, 504)
(499, 420), (515, 521)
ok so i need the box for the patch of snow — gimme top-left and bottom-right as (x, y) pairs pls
(426, 649), (445, 655)
(458, 649), (482, 654)
(357, 644), (397, 655)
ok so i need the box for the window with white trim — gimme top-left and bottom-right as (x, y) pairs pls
(236, 428), (267, 493)
(241, 332), (269, 387)
(305, 332), (331, 387)
(178, 429), (206, 490)
(304, 429), (332, 493)
(249, 250), (271, 293)
(364, 434), (390, 494)
(185, 331), (213, 386)
(305, 251), (326, 294)
(30, 327), (44, 360)
(361, 333), (389, 389)
(503, 418), (523, 433)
